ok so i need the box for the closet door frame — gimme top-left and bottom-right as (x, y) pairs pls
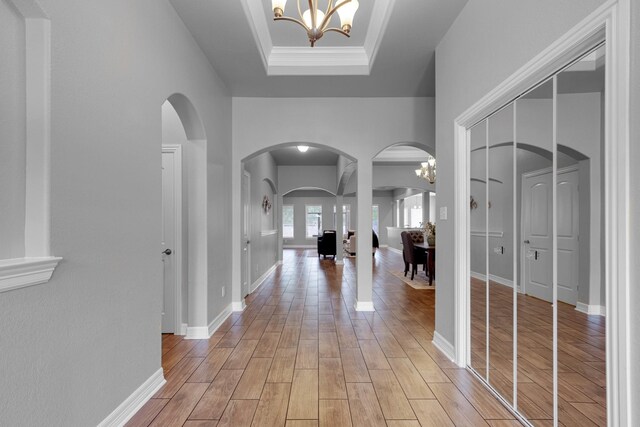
(452, 2), (631, 426)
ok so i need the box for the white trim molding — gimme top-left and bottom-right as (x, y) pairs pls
(0, 257), (62, 293)
(97, 368), (165, 427)
(250, 262), (278, 294)
(432, 331), (456, 362)
(232, 300), (246, 312)
(208, 303), (233, 336)
(185, 326), (208, 340)
(240, 0), (395, 76)
(185, 303), (233, 340)
(575, 302), (606, 317)
(354, 300), (375, 312)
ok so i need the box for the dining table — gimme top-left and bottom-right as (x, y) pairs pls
(413, 242), (435, 285)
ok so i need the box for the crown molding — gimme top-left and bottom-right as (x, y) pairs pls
(241, 0), (395, 76)
(269, 46), (369, 75)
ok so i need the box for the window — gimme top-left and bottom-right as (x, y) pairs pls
(305, 205), (322, 238)
(333, 204), (351, 236)
(404, 194), (423, 227)
(282, 205), (294, 238)
(372, 205), (379, 234)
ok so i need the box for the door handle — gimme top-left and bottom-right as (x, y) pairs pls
(524, 240), (530, 244)
(534, 250), (539, 260)
(246, 240), (250, 244)
(162, 249), (172, 255)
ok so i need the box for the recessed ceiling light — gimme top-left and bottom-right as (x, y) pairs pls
(297, 145), (309, 153)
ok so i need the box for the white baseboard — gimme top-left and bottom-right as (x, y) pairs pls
(208, 303), (233, 336)
(283, 244), (316, 249)
(179, 323), (188, 336)
(250, 262), (278, 294)
(185, 326), (209, 340)
(575, 302), (606, 316)
(98, 368), (165, 427)
(335, 259), (344, 265)
(470, 271), (518, 290)
(379, 244), (388, 248)
(387, 246), (402, 255)
(277, 260), (284, 265)
(354, 301), (375, 312)
(185, 303), (233, 339)
(432, 331), (456, 362)
(232, 300), (246, 312)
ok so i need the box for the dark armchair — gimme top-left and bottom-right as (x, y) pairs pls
(401, 231), (427, 280)
(317, 230), (337, 259)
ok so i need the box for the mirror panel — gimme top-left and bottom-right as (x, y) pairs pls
(469, 120), (488, 378)
(514, 78), (555, 425)
(556, 44), (607, 426)
(487, 104), (515, 405)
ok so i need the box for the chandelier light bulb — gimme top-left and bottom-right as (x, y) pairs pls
(297, 145), (309, 153)
(302, 8), (325, 29)
(336, 0), (359, 32)
(272, 0), (287, 17)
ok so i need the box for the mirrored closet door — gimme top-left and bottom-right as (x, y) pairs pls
(467, 43), (607, 427)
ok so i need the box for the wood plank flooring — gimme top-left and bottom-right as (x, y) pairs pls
(129, 248), (530, 426)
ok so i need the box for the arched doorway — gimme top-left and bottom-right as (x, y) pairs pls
(161, 93), (208, 338)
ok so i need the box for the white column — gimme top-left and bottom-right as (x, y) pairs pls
(355, 161), (374, 311)
(422, 191), (430, 224)
(336, 195), (344, 264)
(398, 199), (405, 227)
(277, 193), (283, 264)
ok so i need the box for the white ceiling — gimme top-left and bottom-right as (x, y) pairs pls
(169, 0), (468, 97)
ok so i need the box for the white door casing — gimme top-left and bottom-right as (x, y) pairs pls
(161, 146), (183, 334)
(521, 166), (579, 305)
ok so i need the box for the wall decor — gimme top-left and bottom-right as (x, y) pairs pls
(262, 195), (272, 213)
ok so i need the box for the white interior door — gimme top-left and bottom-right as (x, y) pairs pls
(242, 171), (251, 298)
(522, 170), (553, 302)
(556, 168), (579, 305)
(522, 167), (579, 304)
(161, 150), (177, 333)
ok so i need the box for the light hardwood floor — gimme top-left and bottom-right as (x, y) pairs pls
(129, 248), (534, 426)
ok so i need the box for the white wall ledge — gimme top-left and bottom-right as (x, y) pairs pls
(0, 257), (62, 293)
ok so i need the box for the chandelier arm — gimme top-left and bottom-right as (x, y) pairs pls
(274, 16), (310, 31)
(319, 0), (350, 31)
(308, 0), (316, 29)
(324, 27), (351, 37)
(297, 0), (303, 22)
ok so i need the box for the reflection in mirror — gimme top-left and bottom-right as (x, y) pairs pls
(469, 120), (488, 379)
(556, 44), (607, 426)
(515, 78), (555, 425)
(487, 103), (515, 405)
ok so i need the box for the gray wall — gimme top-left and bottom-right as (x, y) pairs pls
(0, 0), (232, 425)
(244, 153), (279, 286)
(0, 1), (26, 259)
(434, 0), (607, 347)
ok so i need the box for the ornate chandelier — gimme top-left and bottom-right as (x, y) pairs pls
(271, 0), (360, 47)
(415, 155), (436, 184)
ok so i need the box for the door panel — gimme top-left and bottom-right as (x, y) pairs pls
(556, 170), (579, 305)
(242, 171), (251, 298)
(161, 151), (176, 334)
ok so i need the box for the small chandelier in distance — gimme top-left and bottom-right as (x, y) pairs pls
(272, 0), (360, 47)
(415, 155), (436, 184)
